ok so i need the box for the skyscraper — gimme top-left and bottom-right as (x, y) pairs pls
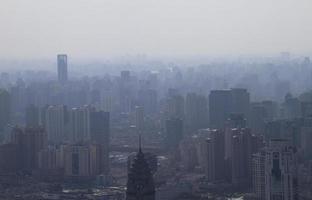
(57, 54), (68, 83)
(68, 106), (91, 143)
(0, 89), (10, 131)
(206, 129), (226, 181)
(126, 144), (155, 200)
(252, 150), (266, 200)
(90, 110), (110, 174)
(265, 139), (298, 200)
(185, 93), (208, 133)
(209, 88), (250, 129)
(45, 105), (68, 144)
(209, 90), (232, 129)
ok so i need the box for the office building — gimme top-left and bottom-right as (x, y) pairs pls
(63, 144), (98, 178)
(11, 126), (47, 171)
(265, 139), (298, 200)
(68, 106), (91, 143)
(0, 89), (10, 131)
(45, 105), (68, 144)
(185, 93), (208, 133)
(57, 54), (68, 83)
(204, 129), (226, 181)
(167, 95), (184, 120)
(138, 89), (157, 115)
(252, 150), (266, 200)
(209, 88), (250, 129)
(90, 110), (110, 174)
(209, 90), (232, 129)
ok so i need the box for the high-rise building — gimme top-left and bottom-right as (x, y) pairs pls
(203, 129), (226, 181)
(185, 93), (208, 133)
(119, 70), (133, 113)
(231, 130), (252, 187)
(0, 89), (10, 131)
(230, 88), (250, 120)
(209, 90), (232, 129)
(68, 106), (91, 143)
(225, 128), (264, 187)
(167, 95), (184, 120)
(90, 110), (110, 174)
(165, 118), (183, 149)
(252, 150), (266, 200)
(205, 138), (215, 181)
(11, 126), (47, 171)
(138, 89), (157, 115)
(301, 126), (312, 159)
(126, 146), (155, 200)
(265, 139), (298, 200)
(0, 143), (19, 173)
(63, 144), (98, 178)
(209, 88), (250, 129)
(45, 105), (68, 144)
(250, 103), (268, 135)
(57, 54), (68, 83)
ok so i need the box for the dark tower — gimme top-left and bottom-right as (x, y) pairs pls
(126, 137), (155, 200)
(57, 54), (68, 83)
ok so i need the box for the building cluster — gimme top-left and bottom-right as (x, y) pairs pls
(0, 125), (109, 181)
(0, 54), (311, 199)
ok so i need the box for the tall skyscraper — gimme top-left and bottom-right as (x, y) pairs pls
(209, 90), (232, 129)
(0, 89), (10, 131)
(90, 110), (110, 174)
(57, 54), (68, 83)
(204, 129), (226, 181)
(265, 139), (298, 200)
(126, 145), (155, 200)
(252, 150), (266, 200)
(185, 93), (208, 133)
(230, 88), (250, 121)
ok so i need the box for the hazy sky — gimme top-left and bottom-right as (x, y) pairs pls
(1, 0), (312, 59)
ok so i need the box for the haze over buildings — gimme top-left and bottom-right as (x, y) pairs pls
(0, 0), (312, 199)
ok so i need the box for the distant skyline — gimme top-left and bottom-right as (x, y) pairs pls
(1, 0), (312, 59)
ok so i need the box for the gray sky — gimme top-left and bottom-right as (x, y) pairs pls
(1, 0), (312, 59)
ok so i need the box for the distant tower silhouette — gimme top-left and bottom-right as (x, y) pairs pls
(126, 136), (155, 200)
(57, 54), (68, 83)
